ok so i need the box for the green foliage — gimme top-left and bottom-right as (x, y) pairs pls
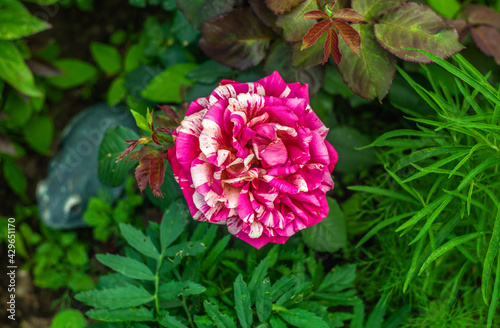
(352, 52), (500, 327)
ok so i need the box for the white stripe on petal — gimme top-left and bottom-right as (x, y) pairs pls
(248, 220), (263, 238)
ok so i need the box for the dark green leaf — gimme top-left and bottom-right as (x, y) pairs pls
(204, 300), (236, 328)
(98, 125), (139, 187)
(374, 3), (463, 63)
(96, 253), (155, 281)
(164, 241), (206, 257)
(200, 7), (275, 70)
(269, 316), (287, 328)
(270, 276), (296, 302)
(86, 306), (154, 322)
(201, 234), (230, 272)
(160, 199), (189, 252)
(256, 277), (272, 323)
(186, 60), (232, 84)
(302, 197), (346, 252)
(234, 275), (253, 328)
(337, 23), (395, 100)
(141, 63), (196, 102)
(482, 208), (500, 303)
(172, 10), (199, 46)
(159, 280), (206, 300)
(317, 265), (356, 293)
(249, 257), (270, 303)
(0, 40), (41, 96)
(119, 223), (160, 259)
(2, 158), (27, 198)
(158, 311), (189, 328)
(47, 59), (98, 89)
(75, 284), (153, 309)
(278, 308), (329, 328)
(90, 42), (122, 75)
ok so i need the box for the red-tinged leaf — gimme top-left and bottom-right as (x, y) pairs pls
(332, 8), (365, 23)
(464, 4), (500, 28)
(149, 156), (165, 198)
(116, 140), (140, 162)
(352, 0), (404, 21)
(249, 0), (277, 27)
(447, 19), (469, 43)
(374, 3), (463, 63)
(152, 132), (161, 146)
(333, 20), (361, 56)
(265, 0), (306, 14)
(470, 25), (500, 65)
(302, 20), (333, 50)
(303, 10), (330, 20)
(330, 0), (337, 8)
(324, 29), (341, 64)
(158, 104), (178, 123)
(135, 153), (154, 193)
(156, 127), (173, 134)
(337, 23), (396, 100)
(128, 144), (156, 162)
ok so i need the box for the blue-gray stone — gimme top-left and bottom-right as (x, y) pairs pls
(36, 103), (138, 229)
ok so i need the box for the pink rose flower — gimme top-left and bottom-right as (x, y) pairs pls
(168, 71), (338, 249)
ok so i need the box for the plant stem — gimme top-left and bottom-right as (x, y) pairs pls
(173, 268), (195, 328)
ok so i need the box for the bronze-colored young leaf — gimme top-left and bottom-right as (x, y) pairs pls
(337, 23), (396, 100)
(332, 8), (365, 23)
(303, 10), (330, 20)
(199, 7), (275, 70)
(470, 25), (500, 65)
(135, 153), (154, 193)
(149, 156), (165, 198)
(374, 3), (463, 63)
(464, 4), (500, 28)
(276, 0), (320, 42)
(333, 20), (361, 56)
(324, 29), (341, 64)
(352, 0), (404, 21)
(302, 20), (333, 50)
(265, 0), (306, 14)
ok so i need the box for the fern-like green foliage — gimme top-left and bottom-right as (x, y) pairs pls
(351, 51), (500, 328)
(76, 199), (408, 327)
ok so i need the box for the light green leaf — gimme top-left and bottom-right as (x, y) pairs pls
(47, 59), (97, 89)
(234, 275), (252, 328)
(119, 223), (160, 259)
(90, 42), (122, 75)
(107, 77), (126, 105)
(0, 4), (50, 40)
(130, 109), (151, 132)
(2, 157), (27, 198)
(426, 0), (461, 18)
(50, 309), (86, 328)
(75, 284), (153, 309)
(96, 253), (155, 280)
(98, 125), (139, 187)
(302, 198), (347, 252)
(141, 63), (197, 102)
(419, 232), (486, 275)
(22, 115), (53, 154)
(0, 40), (41, 96)
(160, 199), (189, 252)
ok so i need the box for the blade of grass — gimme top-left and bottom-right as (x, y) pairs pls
(355, 212), (416, 248)
(409, 195), (454, 245)
(396, 194), (450, 233)
(418, 232), (485, 275)
(482, 205), (500, 304)
(456, 155), (500, 191)
(486, 257), (500, 328)
(347, 186), (419, 205)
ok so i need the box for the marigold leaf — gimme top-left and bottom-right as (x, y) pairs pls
(256, 278), (272, 322)
(332, 8), (365, 23)
(119, 222), (160, 259)
(303, 9), (330, 20)
(302, 20), (332, 50)
(204, 300), (236, 328)
(96, 253), (155, 281)
(234, 275), (253, 328)
(75, 284), (153, 309)
(333, 20), (361, 56)
(85, 306), (154, 322)
(278, 308), (329, 328)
